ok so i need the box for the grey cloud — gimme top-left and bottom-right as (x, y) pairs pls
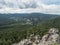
(0, 0), (60, 14)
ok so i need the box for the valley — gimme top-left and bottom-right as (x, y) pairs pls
(0, 13), (60, 45)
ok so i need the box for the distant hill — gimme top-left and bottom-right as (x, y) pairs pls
(0, 13), (59, 26)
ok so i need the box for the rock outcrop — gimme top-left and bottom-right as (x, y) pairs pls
(12, 28), (60, 45)
(39, 28), (60, 45)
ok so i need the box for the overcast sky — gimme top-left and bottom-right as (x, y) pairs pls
(0, 0), (60, 14)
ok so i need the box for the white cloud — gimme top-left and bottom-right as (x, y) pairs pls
(0, 0), (60, 14)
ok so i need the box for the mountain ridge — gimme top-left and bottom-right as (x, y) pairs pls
(0, 13), (59, 26)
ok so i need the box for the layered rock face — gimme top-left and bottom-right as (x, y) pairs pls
(12, 28), (60, 45)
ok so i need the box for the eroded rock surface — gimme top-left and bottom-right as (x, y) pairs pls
(39, 28), (60, 45)
(12, 28), (60, 45)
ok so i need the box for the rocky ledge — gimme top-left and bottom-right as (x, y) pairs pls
(12, 28), (60, 45)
